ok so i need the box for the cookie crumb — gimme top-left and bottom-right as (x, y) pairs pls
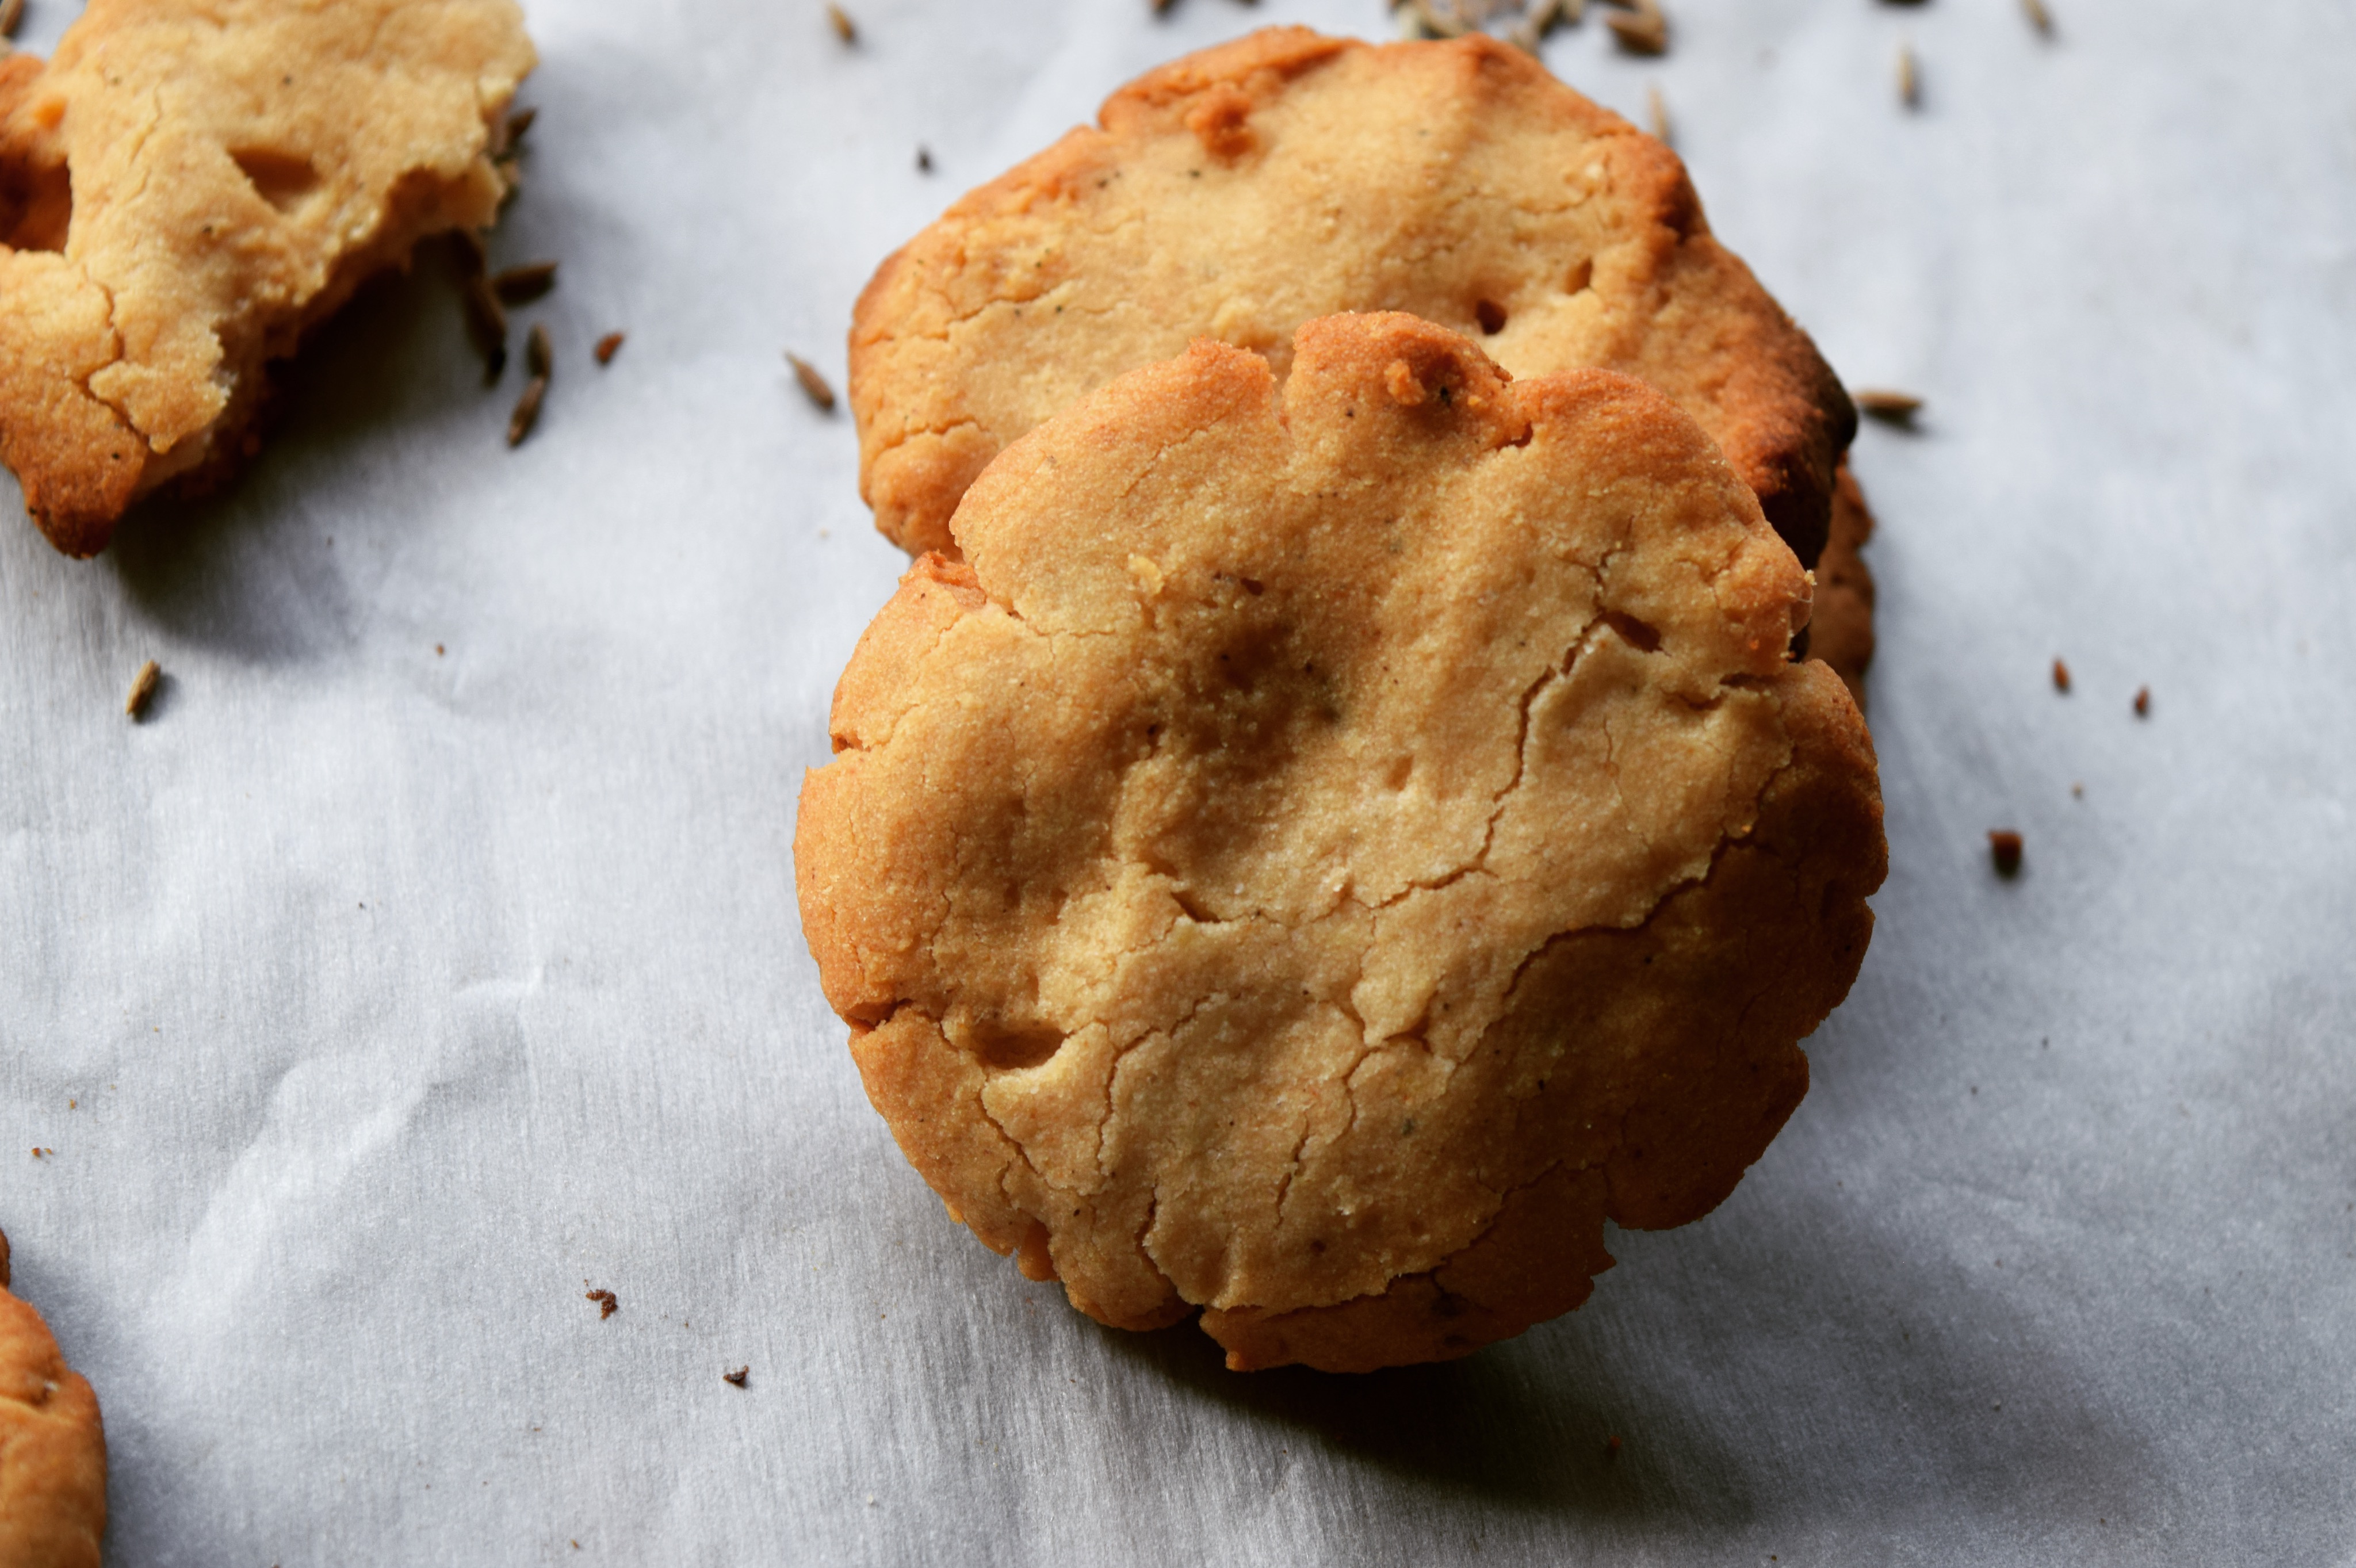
(2133, 686), (2151, 717)
(507, 376), (547, 446)
(435, 644), (445, 656)
(1646, 84), (1670, 143)
(1988, 829), (2024, 877)
(2021, 0), (2053, 35)
(1896, 42), (1919, 107)
(787, 353), (837, 412)
(586, 1288), (618, 1319)
(1604, 0), (1667, 56)
(1854, 388), (1922, 423)
(2052, 658), (2070, 693)
(916, 145), (933, 173)
(125, 659), (161, 719)
(594, 331), (625, 366)
(492, 261), (558, 305)
(826, 3), (856, 44)
(724, 1366), (749, 1387)
(526, 322), (553, 381)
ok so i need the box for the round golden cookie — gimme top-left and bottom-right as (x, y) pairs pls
(851, 26), (1855, 570)
(797, 313), (1885, 1372)
(0, 1232), (108, 1568)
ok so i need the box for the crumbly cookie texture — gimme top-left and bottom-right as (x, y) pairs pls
(0, 1234), (108, 1568)
(851, 26), (1854, 569)
(0, 0), (535, 556)
(1812, 460), (1879, 708)
(799, 314), (1885, 1372)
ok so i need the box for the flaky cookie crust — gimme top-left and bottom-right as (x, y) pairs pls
(851, 26), (1855, 569)
(0, 1235), (106, 1568)
(1811, 459), (1879, 708)
(0, 0), (535, 556)
(799, 314), (1885, 1371)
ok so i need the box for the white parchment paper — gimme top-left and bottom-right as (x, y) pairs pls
(4, 0), (2354, 1562)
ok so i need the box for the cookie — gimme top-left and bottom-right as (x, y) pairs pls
(0, 1231), (107, 1568)
(0, 0), (536, 557)
(1811, 460), (1879, 707)
(798, 313), (1885, 1371)
(851, 26), (1854, 570)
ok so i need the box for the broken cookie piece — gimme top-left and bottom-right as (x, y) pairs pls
(797, 314), (1887, 1372)
(0, 1227), (108, 1568)
(0, 0), (536, 556)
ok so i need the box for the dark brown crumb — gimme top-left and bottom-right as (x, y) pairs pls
(125, 659), (160, 720)
(1988, 829), (2024, 877)
(30, 1147), (52, 1159)
(826, 3), (856, 43)
(0, 0), (21, 41)
(724, 1366), (749, 1387)
(507, 106), (538, 143)
(787, 353), (837, 412)
(594, 331), (626, 366)
(507, 376), (548, 447)
(1854, 388), (1923, 423)
(916, 146), (933, 173)
(526, 322), (553, 381)
(586, 1288), (618, 1320)
(2133, 686), (2151, 717)
(492, 261), (559, 305)
(2052, 658), (2071, 693)
(463, 274), (509, 381)
(435, 644), (446, 656)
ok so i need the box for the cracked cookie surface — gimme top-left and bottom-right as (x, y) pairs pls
(797, 313), (1885, 1371)
(0, 1234), (106, 1568)
(0, 0), (534, 556)
(851, 26), (1855, 570)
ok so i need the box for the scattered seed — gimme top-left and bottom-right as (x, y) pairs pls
(2133, 686), (2151, 717)
(492, 261), (558, 305)
(1605, 0), (1667, 56)
(1988, 829), (2024, 877)
(724, 1366), (750, 1388)
(2052, 657), (2071, 693)
(0, 0), (22, 40)
(525, 322), (552, 381)
(507, 376), (548, 447)
(826, 3), (856, 43)
(1647, 84), (1671, 143)
(1854, 388), (1923, 423)
(2021, 0), (2053, 35)
(786, 353), (837, 412)
(506, 106), (537, 143)
(124, 660), (160, 719)
(463, 274), (509, 380)
(435, 644), (446, 656)
(916, 145), (933, 173)
(1898, 43), (1919, 107)
(594, 331), (625, 366)
(586, 1288), (618, 1320)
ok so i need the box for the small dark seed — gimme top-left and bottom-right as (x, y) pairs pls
(1988, 829), (2024, 877)
(2021, 0), (2053, 34)
(2052, 658), (2071, 693)
(526, 322), (552, 381)
(594, 331), (625, 366)
(463, 275), (508, 377)
(724, 1366), (750, 1388)
(916, 146), (932, 173)
(492, 261), (558, 305)
(0, 0), (21, 40)
(2133, 686), (2151, 717)
(507, 376), (547, 447)
(826, 3), (855, 43)
(786, 353), (837, 412)
(1854, 388), (1923, 422)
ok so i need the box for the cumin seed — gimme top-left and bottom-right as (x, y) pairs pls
(124, 660), (160, 720)
(0, 0), (22, 41)
(2021, 0), (2053, 34)
(525, 322), (552, 380)
(1647, 84), (1671, 143)
(492, 261), (559, 305)
(594, 331), (625, 366)
(826, 3), (856, 43)
(787, 353), (837, 412)
(1605, 1), (1667, 58)
(916, 145), (933, 173)
(1854, 388), (1923, 422)
(507, 375), (547, 446)
(2052, 658), (2071, 693)
(463, 274), (508, 379)
(1897, 43), (1919, 108)
(2133, 686), (2151, 717)
(1988, 829), (2024, 877)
